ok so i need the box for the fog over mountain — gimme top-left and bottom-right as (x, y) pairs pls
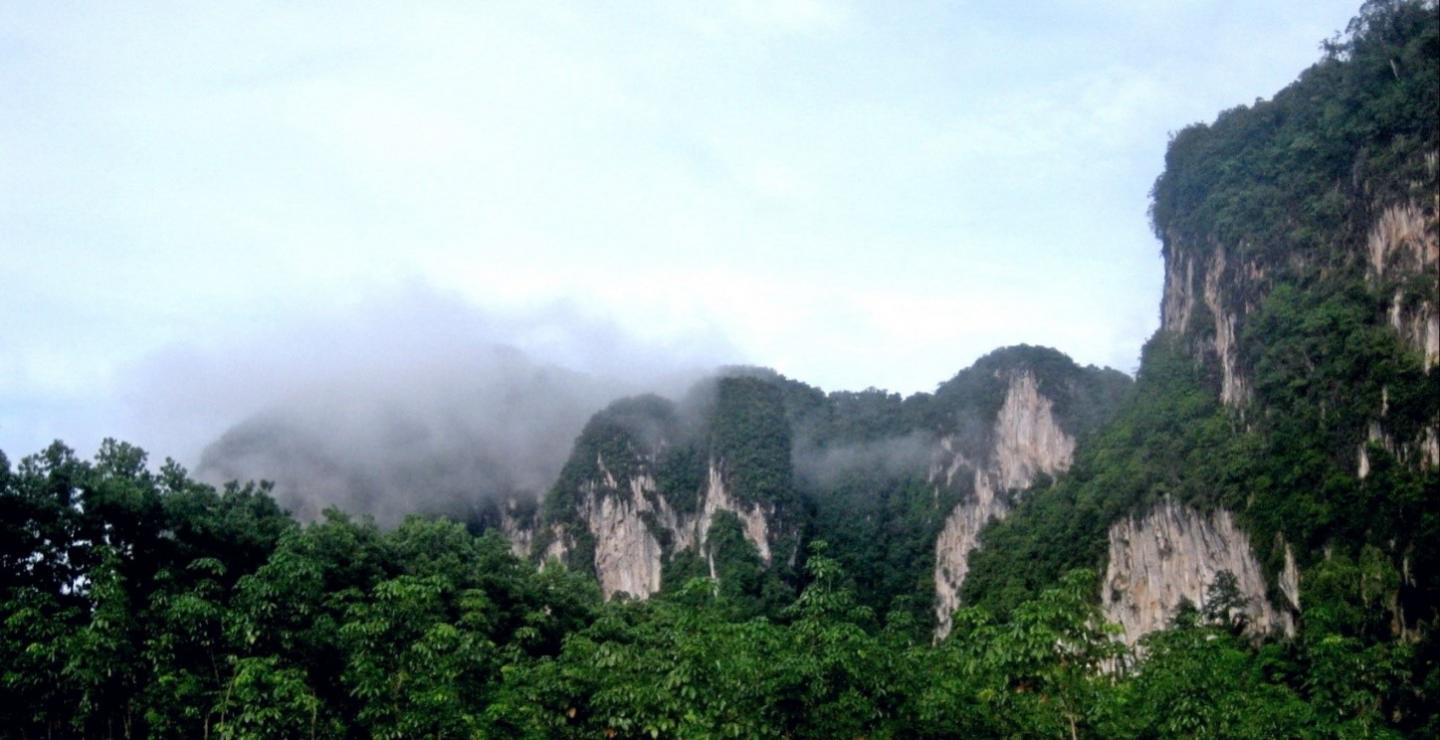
(164, 285), (738, 524)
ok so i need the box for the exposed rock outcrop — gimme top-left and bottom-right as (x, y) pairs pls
(544, 454), (779, 600)
(1103, 499), (1296, 647)
(932, 371), (1076, 638)
(1367, 198), (1440, 372)
(580, 469), (666, 598)
(541, 354), (1127, 611)
(1280, 542), (1301, 615)
(1358, 420), (1396, 479)
(990, 371), (1077, 490)
(1161, 192), (1436, 416)
(1355, 197), (1440, 475)
(1161, 242), (1254, 406)
(539, 523), (569, 564)
(932, 467), (1011, 639)
(693, 462), (775, 564)
(498, 499), (536, 559)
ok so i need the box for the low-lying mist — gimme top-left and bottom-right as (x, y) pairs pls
(187, 285), (734, 526)
(792, 430), (938, 489)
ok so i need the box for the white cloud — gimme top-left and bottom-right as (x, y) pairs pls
(1, 0), (1364, 463)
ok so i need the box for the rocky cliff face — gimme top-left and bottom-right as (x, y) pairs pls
(1357, 190), (1440, 478)
(1367, 172), (1440, 365)
(533, 353), (1129, 611)
(1160, 241), (1263, 407)
(932, 371), (1077, 638)
(498, 498), (537, 559)
(931, 466), (1010, 640)
(1146, 173), (1437, 637)
(691, 462), (776, 564)
(535, 453), (781, 600)
(1160, 154), (1438, 454)
(1103, 499), (1297, 647)
(960, 10), (1439, 648)
(1159, 160), (1438, 408)
(578, 467), (667, 598)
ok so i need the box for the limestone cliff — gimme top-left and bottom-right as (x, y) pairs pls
(1160, 137), (1437, 415)
(498, 498), (537, 560)
(1368, 197), (1440, 367)
(687, 462), (776, 565)
(1141, 120), (1439, 635)
(936, 6), (1439, 649)
(1160, 241), (1261, 407)
(932, 371), (1076, 638)
(577, 467), (666, 598)
(1103, 499), (1297, 647)
(1361, 193), (1440, 473)
(531, 383), (793, 600)
(535, 352), (1129, 612)
(534, 456), (785, 600)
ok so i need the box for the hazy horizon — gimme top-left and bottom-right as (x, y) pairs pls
(2, 1), (1363, 465)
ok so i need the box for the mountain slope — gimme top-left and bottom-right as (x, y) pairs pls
(527, 346), (1132, 634)
(964, 0), (1439, 655)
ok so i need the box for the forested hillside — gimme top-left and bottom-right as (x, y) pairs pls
(527, 344), (1129, 637)
(1, 437), (1431, 737)
(2, 1), (1437, 736)
(966, 0), (1438, 656)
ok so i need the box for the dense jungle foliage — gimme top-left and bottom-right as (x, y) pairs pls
(3, 440), (1433, 737)
(1150, 0), (1438, 259)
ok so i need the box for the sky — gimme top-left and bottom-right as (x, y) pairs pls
(1, 0), (1364, 466)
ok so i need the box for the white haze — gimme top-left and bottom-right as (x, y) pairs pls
(794, 431), (938, 489)
(1, 284), (734, 523)
(1, 0), (1363, 409)
(0, 1), (1364, 519)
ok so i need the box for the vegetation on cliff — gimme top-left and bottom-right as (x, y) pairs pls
(3, 443), (1427, 736)
(967, 0), (1438, 629)
(4, 1), (1436, 735)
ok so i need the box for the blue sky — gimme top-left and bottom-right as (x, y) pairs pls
(1, 1), (1362, 463)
